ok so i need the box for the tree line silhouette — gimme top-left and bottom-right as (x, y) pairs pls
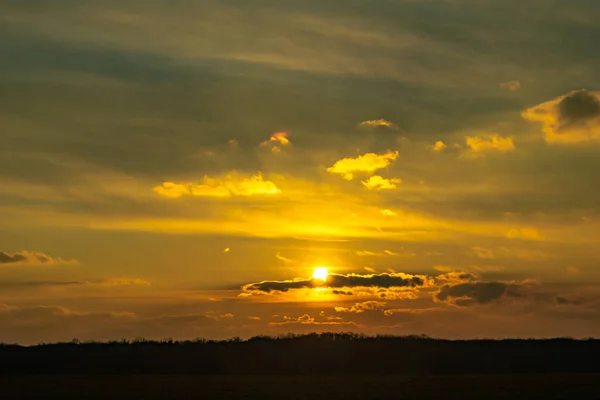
(1, 333), (599, 375)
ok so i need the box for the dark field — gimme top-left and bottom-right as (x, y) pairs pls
(3, 374), (600, 399)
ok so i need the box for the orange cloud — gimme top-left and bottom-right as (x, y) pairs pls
(261, 132), (291, 152)
(334, 301), (387, 313)
(269, 314), (356, 326)
(362, 176), (401, 190)
(522, 89), (600, 143)
(153, 173), (281, 198)
(327, 150), (399, 180)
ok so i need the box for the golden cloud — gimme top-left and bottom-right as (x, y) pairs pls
(153, 173), (281, 198)
(261, 132), (291, 152)
(433, 141), (447, 152)
(465, 134), (515, 155)
(380, 209), (397, 217)
(506, 227), (545, 241)
(327, 150), (399, 180)
(361, 175), (401, 190)
(522, 89), (600, 143)
(359, 119), (398, 129)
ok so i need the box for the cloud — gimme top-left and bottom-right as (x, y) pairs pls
(327, 150), (399, 180)
(464, 134), (515, 155)
(359, 119), (398, 129)
(99, 278), (151, 287)
(335, 301), (387, 313)
(261, 132), (291, 152)
(242, 272), (429, 294)
(355, 249), (414, 257)
(435, 281), (523, 307)
(383, 307), (441, 316)
(522, 89), (600, 143)
(361, 176), (401, 190)
(436, 272), (479, 283)
(0, 278), (151, 291)
(0, 250), (77, 266)
(275, 253), (294, 264)
(433, 141), (447, 152)
(380, 209), (397, 217)
(499, 80), (521, 92)
(153, 173), (281, 198)
(506, 227), (544, 241)
(268, 314), (356, 326)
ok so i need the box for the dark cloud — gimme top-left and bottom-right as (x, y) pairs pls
(435, 282), (523, 307)
(558, 90), (600, 127)
(0, 251), (28, 264)
(242, 273), (427, 294)
(0, 250), (73, 266)
(555, 296), (583, 306)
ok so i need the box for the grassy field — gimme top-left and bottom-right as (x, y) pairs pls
(2, 374), (599, 399)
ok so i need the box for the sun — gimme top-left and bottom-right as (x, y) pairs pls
(312, 267), (329, 281)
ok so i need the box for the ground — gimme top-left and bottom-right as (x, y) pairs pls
(2, 374), (599, 399)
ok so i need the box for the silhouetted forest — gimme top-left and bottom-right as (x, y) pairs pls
(2, 333), (599, 375)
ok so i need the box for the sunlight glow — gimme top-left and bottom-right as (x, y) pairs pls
(312, 267), (329, 281)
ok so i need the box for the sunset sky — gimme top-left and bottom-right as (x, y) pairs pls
(2, 0), (600, 344)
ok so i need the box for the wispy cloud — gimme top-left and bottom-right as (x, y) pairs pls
(153, 173), (281, 198)
(0, 250), (78, 266)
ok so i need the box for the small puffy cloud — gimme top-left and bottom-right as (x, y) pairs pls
(465, 134), (515, 155)
(327, 150), (399, 180)
(435, 281), (523, 306)
(506, 227), (544, 241)
(0, 250), (77, 266)
(261, 132), (291, 152)
(268, 132), (291, 146)
(248, 316), (261, 321)
(153, 173), (281, 198)
(362, 176), (401, 190)
(224, 248), (230, 253)
(522, 89), (600, 143)
(380, 209), (397, 217)
(359, 119), (398, 129)
(432, 141), (447, 152)
(500, 80), (521, 92)
(335, 301), (387, 313)
(242, 272), (428, 294)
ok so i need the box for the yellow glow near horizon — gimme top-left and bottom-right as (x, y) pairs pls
(312, 267), (329, 281)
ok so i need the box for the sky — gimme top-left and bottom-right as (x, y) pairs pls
(1, 0), (600, 344)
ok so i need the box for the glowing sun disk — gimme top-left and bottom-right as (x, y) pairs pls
(313, 267), (329, 281)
